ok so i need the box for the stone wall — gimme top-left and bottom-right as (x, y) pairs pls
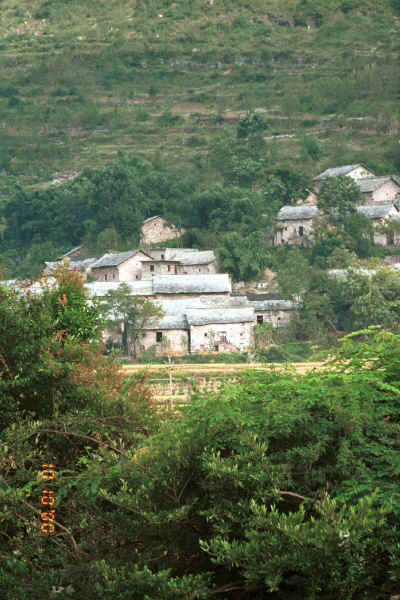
(92, 266), (119, 282)
(275, 218), (314, 244)
(140, 329), (189, 354)
(140, 217), (184, 246)
(190, 322), (253, 353)
(363, 180), (400, 205)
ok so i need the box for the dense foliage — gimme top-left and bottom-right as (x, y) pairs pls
(1, 316), (399, 598)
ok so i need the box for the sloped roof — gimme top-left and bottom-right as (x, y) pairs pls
(314, 164), (364, 181)
(142, 215), (163, 225)
(356, 204), (396, 219)
(45, 257), (98, 272)
(186, 307), (254, 326)
(276, 205), (319, 221)
(152, 274), (231, 294)
(356, 176), (399, 193)
(85, 281), (152, 297)
(143, 313), (188, 330)
(249, 299), (297, 311)
(56, 245), (84, 260)
(91, 250), (151, 269)
(169, 250), (216, 265)
(143, 296), (251, 330)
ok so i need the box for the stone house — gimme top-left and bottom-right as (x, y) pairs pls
(275, 203), (400, 247)
(152, 273), (232, 298)
(186, 307), (254, 353)
(247, 296), (298, 327)
(140, 216), (185, 246)
(140, 313), (189, 355)
(313, 163), (374, 191)
(355, 176), (400, 205)
(90, 250), (152, 282)
(171, 250), (218, 274)
(274, 205), (319, 245)
(141, 259), (181, 279)
(357, 203), (400, 246)
(140, 249), (218, 279)
(140, 296), (254, 355)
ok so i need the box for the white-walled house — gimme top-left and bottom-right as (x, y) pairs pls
(275, 203), (400, 247)
(274, 205), (319, 245)
(90, 250), (152, 282)
(356, 177), (400, 205)
(313, 164), (374, 191)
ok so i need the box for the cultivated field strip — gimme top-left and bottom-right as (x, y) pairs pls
(122, 362), (328, 409)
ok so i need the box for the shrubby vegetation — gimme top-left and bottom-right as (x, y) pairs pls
(1, 285), (399, 598)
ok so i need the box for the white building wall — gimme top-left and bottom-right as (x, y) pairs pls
(141, 261), (180, 279)
(347, 166), (373, 180)
(255, 310), (294, 328)
(118, 253), (152, 281)
(190, 322), (253, 353)
(140, 217), (184, 246)
(181, 263), (217, 275)
(275, 218), (314, 245)
(140, 329), (189, 354)
(366, 181), (400, 205)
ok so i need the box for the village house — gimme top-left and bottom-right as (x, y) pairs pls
(90, 250), (152, 282)
(313, 163), (374, 191)
(355, 176), (400, 205)
(140, 249), (218, 279)
(357, 204), (400, 245)
(246, 295), (298, 327)
(151, 273), (231, 298)
(274, 205), (319, 245)
(140, 216), (185, 246)
(275, 203), (400, 247)
(186, 307), (254, 353)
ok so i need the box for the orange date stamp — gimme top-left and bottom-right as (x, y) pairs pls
(40, 464), (56, 534)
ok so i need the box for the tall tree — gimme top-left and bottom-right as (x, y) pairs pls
(101, 283), (163, 357)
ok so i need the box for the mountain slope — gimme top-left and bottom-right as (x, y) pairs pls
(0, 0), (399, 189)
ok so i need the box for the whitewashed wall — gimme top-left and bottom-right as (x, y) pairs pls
(190, 322), (253, 353)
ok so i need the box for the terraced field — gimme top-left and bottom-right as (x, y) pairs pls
(122, 362), (328, 409)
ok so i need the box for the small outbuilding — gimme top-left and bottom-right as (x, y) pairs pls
(140, 216), (184, 246)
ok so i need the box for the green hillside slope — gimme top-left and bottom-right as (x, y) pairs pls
(1, 0), (399, 187)
(0, 0), (399, 279)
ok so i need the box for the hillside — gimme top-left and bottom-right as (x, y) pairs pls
(0, 0), (399, 190)
(0, 0), (400, 280)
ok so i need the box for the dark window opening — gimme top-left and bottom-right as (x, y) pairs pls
(174, 265), (178, 274)
(104, 274), (107, 281)
(299, 225), (304, 236)
(150, 265), (154, 272)
(156, 331), (163, 342)
(168, 265), (171, 271)
(257, 315), (264, 325)
(161, 254), (165, 259)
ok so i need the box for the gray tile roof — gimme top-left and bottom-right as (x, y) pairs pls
(314, 164), (364, 181)
(45, 257), (98, 273)
(356, 177), (397, 193)
(143, 296), (252, 330)
(143, 314), (188, 330)
(91, 250), (149, 269)
(85, 281), (152, 297)
(249, 299), (297, 311)
(168, 250), (216, 265)
(276, 205), (320, 221)
(57, 245), (84, 260)
(356, 204), (396, 219)
(153, 274), (231, 294)
(186, 307), (254, 326)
